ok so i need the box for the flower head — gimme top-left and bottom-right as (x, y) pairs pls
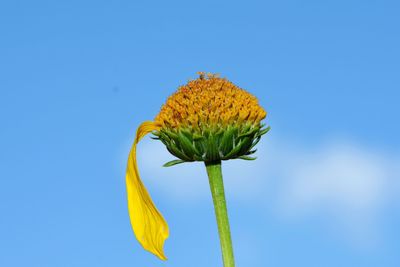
(125, 73), (269, 260)
(153, 73), (269, 163)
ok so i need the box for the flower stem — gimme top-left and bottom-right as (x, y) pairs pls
(205, 161), (235, 267)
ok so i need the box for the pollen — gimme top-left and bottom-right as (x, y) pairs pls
(155, 73), (267, 129)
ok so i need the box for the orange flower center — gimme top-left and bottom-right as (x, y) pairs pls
(155, 73), (267, 129)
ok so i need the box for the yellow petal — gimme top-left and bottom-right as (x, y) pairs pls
(126, 121), (169, 260)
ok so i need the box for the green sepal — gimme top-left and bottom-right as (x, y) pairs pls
(162, 129), (180, 145)
(163, 159), (186, 167)
(240, 123), (251, 134)
(157, 122), (269, 162)
(219, 126), (234, 156)
(206, 132), (219, 161)
(239, 155), (257, 160)
(166, 143), (192, 161)
(194, 138), (207, 157)
(180, 128), (194, 141)
(178, 130), (199, 157)
(193, 133), (204, 140)
(238, 136), (253, 155)
(223, 139), (243, 159)
(238, 126), (259, 138)
(245, 149), (257, 155)
(250, 136), (261, 150)
(259, 126), (271, 136)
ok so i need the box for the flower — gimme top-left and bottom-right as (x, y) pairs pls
(125, 73), (269, 260)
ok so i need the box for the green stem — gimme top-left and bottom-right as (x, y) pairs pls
(205, 161), (235, 267)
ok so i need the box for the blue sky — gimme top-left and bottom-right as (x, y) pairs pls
(0, 0), (399, 266)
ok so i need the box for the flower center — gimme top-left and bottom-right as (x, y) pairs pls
(155, 73), (266, 130)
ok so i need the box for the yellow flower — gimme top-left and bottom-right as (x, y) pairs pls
(125, 73), (268, 261)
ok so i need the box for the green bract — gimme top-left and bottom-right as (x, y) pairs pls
(153, 124), (270, 166)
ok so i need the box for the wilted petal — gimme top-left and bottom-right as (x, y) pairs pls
(126, 121), (169, 260)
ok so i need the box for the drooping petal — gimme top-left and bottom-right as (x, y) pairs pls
(126, 121), (169, 260)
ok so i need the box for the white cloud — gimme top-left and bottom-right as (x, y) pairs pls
(280, 140), (389, 212)
(135, 134), (400, 247)
(274, 138), (398, 247)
